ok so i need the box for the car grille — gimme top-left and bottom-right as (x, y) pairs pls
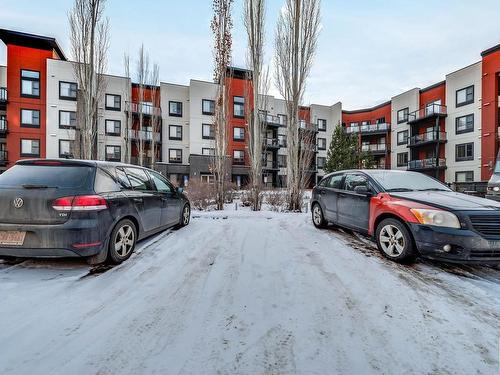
(469, 215), (500, 238)
(469, 249), (500, 258)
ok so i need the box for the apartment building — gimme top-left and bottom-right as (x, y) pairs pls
(0, 28), (499, 188)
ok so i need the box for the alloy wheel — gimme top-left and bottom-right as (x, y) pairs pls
(183, 205), (190, 225)
(313, 205), (323, 226)
(114, 224), (135, 257)
(379, 224), (405, 257)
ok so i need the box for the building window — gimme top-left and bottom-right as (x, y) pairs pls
(397, 152), (408, 167)
(202, 123), (215, 139)
(317, 157), (326, 169)
(105, 145), (121, 161)
(20, 69), (40, 98)
(59, 140), (72, 158)
(456, 142), (474, 162)
(169, 101), (183, 117)
(456, 85), (474, 107)
(169, 125), (183, 140)
(397, 130), (408, 145)
(278, 154), (287, 168)
(20, 139), (40, 157)
(202, 148), (215, 156)
(397, 108), (409, 124)
(317, 138), (326, 150)
(105, 120), (121, 136)
(169, 148), (182, 163)
(376, 117), (386, 124)
(233, 96), (245, 118)
(233, 127), (245, 141)
(455, 171), (474, 182)
(318, 119), (327, 131)
(59, 81), (77, 100)
(20, 109), (40, 128)
(277, 114), (287, 126)
(233, 150), (245, 164)
(350, 122), (359, 127)
(455, 114), (474, 134)
(361, 121), (370, 126)
(202, 99), (215, 115)
(105, 94), (121, 111)
(59, 110), (77, 129)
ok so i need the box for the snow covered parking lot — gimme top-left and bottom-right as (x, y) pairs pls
(1, 210), (499, 375)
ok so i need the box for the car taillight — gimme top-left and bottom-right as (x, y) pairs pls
(52, 195), (108, 211)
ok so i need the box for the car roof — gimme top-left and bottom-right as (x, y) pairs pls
(15, 158), (151, 170)
(321, 169), (411, 180)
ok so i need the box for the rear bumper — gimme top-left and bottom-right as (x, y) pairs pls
(409, 223), (500, 264)
(0, 219), (108, 258)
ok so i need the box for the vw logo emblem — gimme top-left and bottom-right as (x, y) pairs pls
(13, 197), (24, 209)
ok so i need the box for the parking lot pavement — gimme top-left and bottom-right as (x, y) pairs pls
(0, 211), (499, 374)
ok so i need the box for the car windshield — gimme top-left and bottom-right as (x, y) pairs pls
(494, 156), (500, 174)
(369, 171), (451, 192)
(0, 165), (94, 189)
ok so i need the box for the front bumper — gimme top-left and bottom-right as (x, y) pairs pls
(409, 223), (500, 264)
(0, 219), (107, 258)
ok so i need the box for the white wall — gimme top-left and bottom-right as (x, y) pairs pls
(188, 80), (217, 156)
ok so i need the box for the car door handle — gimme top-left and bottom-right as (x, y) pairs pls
(133, 197), (143, 204)
(319, 190), (326, 195)
(338, 193), (347, 197)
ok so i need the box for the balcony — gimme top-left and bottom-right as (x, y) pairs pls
(0, 118), (7, 135)
(126, 102), (161, 117)
(128, 129), (161, 143)
(299, 120), (318, 132)
(408, 104), (447, 125)
(263, 160), (279, 171)
(346, 123), (390, 135)
(361, 143), (388, 155)
(259, 112), (286, 128)
(408, 131), (447, 147)
(0, 150), (7, 165)
(130, 156), (153, 166)
(0, 88), (6, 103)
(263, 138), (280, 150)
(408, 158), (446, 171)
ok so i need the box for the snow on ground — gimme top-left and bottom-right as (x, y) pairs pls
(0, 207), (499, 375)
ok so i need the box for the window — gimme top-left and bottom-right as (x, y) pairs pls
(344, 174), (369, 192)
(456, 85), (474, 107)
(124, 167), (154, 191)
(455, 114), (474, 134)
(20, 69), (40, 98)
(233, 127), (245, 141)
(278, 154), (287, 168)
(149, 170), (173, 193)
(326, 174), (344, 189)
(233, 96), (245, 118)
(397, 130), (408, 145)
(201, 174), (215, 184)
(105, 145), (121, 161)
(105, 94), (121, 111)
(169, 101), (183, 117)
(21, 109), (40, 128)
(202, 99), (215, 115)
(116, 168), (131, 188)
(169, 125), (183, 140)
(317, 157), (326, 169)
(233, 150), (245, 164)
(317, 138), (326, 150)
(59, 81), (77, 100)
(105, 120), (121, 136)
(397, 108), (409, 123)
(94, 168), (121, 193)
(456, 142), (474, 162)
(376, 117), (386, 124)
(202, 148), (215, 156)
(277, 114), (287, 126)
(361, 121), (370, 126)
(59, 140), (72, 158)
(318, 119), (327, 131)
(397, 152), (408, 167)
(169, 149), (182, 163)
(59, 111), (76, 129)
(456, 171), (474, 182)
(202, 123), (214, 139)
(20, 139), (40, 157)
(350, 122), (359, 127)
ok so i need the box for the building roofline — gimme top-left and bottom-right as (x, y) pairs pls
(481, 43), (500, 57)
(419, 80), (445, 94)
(342, 100), (391, 114)
(445, 60), (481, 77)
(0, 29), (67, 61)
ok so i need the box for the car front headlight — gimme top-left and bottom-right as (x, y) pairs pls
(410, 209), (460, 229)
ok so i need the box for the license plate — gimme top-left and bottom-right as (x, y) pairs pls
(0, 231), (26, 246)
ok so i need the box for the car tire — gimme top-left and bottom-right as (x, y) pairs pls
(178, 204), (190, 228)
(107, 219), (137, 264)
(375, 218), (417, 263)
(312, 203), (327, 229)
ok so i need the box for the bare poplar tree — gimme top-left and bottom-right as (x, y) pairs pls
(69, 0), (110, 159)
(211, 0), (233, 210)
(244, 0), (267, 211)
(149, 63), (160, 169)
(136, 44), (150, 167)
(123, 53), (132, 164)
(275, 0), (321, 211)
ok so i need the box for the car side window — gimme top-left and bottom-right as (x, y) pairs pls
(327, 174), (344, 189)
(149, 171), (173, 193)
(94, 168), (121, 193)
(124, 168), (154, 191)
(318, 177), (330, 187)
(115, 168), (131, 189)
(344, 174), (369, 192)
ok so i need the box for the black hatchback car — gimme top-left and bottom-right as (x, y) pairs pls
(0, 159), (190, 264)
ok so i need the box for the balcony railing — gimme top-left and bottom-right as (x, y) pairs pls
(0, 150), (7, 162)
(408, 104), (447, 124)
(299, 120), (318, 132)
(126, 102), (161, 117)
(408, 158), (446, 170)
(128, 129), (161, 142)
(408, 131), (446, 146)
(263, 138), (280, 148)
(130, 156), (153, 166)
(0, 88), (6, 102)
(0, 118), (7, 133)
(278, 137), (287, 148)
(263, 160), (279, 170)
(346, 123), (390, 134)
(259, 112), (286, 127)
(361, 143), (387, 152)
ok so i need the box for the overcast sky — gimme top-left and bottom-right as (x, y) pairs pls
(1, 0), (499, 109)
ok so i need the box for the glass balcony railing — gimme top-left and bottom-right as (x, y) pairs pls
(0, 118), (7, 132)
(408, 158), (446, 170)
(263, 138), (280, 148)
(126, 102), (161, 116)
(128, 129), (161, 142)
(361, 143), (387, 152)
(408, 104), (447, 123)
(259, 112), (286, 127)
(0, 88), (7, 102)
(408, 131), (446, 146)
(346, 123), (390, 134)
(299, 120), (318, 132)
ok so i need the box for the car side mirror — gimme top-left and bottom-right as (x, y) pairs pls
(354, 185), (372, 196)
(176, 187), (184, 194)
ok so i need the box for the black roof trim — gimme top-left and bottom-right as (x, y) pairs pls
(342, 100), (391, 115)
(419, 80), (445, 94)
(481, 43), (500, 57)
(0, 29), (67, 61)
(227, 66), (252, 80)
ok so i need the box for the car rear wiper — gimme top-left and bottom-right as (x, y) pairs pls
(21, 184), (57, 189)
(385, 188), (415, 192)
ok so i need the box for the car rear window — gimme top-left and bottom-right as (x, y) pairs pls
(0, 165), (95, 189)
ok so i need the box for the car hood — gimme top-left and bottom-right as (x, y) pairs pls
(389, 191), (500, 211)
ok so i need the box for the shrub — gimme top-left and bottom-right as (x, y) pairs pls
(265, 190), (287, 212)
(185, 178), (216, 210)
